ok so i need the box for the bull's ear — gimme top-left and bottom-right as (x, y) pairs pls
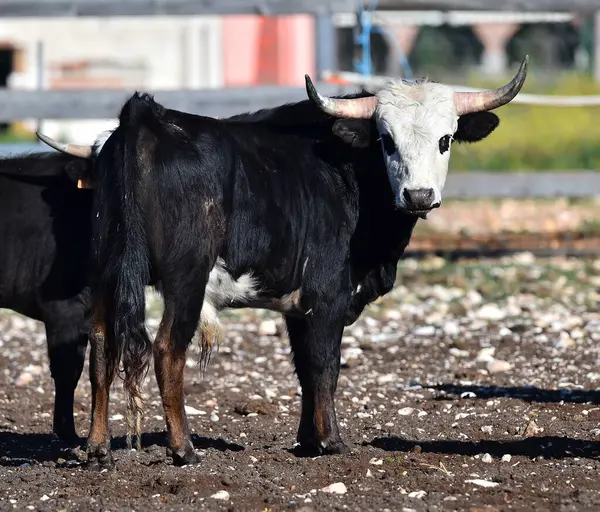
(64, 159), (94, 189)
(454, 112), (499, 143)
(332, 119), (372, 148)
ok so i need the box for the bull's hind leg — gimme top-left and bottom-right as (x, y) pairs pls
(286, 303), (349, 456)
(85, 301), (117, 469)
(154, 273), (209, 466)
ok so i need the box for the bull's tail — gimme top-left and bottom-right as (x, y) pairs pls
(93, 93), (159, 449)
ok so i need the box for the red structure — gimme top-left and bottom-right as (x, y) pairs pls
(222, 15), (315, 86)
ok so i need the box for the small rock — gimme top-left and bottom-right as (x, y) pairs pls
(465, 479), (499, 488)
(210, 413), (219, 422)
(366, 469), (373, 478)
(369, 458), (383, 466)
(210, 490), (230, 501)
(475, 304), (505, 321)
(377, 374), (396, 385)
(15, 372), (33, 387)
(442, 321), (460, 336)
(258, 320), (278, 336)
(110, 414), (124, 421)
(487, 359), (513, 374)
(40, 495), (50, 502)
(448, 347), (469, 357)
(320, 482), (347, 494)
(476, 347), (496, 363)
(184, 406), (206, 416)
(501, 454), (512, 462)
(481, 453), (493, 463)
(398, 407), (414, 416)
(408, 490), (426, 499)
(480, 425), (493, 434)
(522, 420), (541, 437)
(414, 325), (435, 337)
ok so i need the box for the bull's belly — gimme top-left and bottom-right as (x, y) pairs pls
(196, 258), (303, 356)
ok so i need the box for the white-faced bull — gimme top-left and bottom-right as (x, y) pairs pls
(37, 56), (528, 467)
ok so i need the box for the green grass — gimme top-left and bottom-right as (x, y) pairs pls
(450, 73), (600, 172)
(0, 127), (36, 143)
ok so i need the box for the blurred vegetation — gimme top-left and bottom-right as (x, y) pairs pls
(0, 123), (36, 143)
(450, 73), (600, 172)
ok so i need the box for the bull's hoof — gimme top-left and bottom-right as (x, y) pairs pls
(322, 440), (351, 455)
(167, 446), (201, 467)
(85, 443), (115, 470)
(296, 437), (351, 457)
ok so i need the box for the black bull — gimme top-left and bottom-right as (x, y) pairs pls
(41, 89), (502, 468)
(0, 152), (93, 443)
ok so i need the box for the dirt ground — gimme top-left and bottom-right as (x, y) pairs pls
(2, 255), (600, 511)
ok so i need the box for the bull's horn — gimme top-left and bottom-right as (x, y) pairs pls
(454, 55), (529, 116)
(305, 75), (377, 119)
(36, 132), (93, 159)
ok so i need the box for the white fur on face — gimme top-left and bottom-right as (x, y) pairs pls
(374, 80), (459, 211)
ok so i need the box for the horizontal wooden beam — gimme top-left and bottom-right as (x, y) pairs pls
(376, 0), (600, 12)
(0, 0), (354, 17)
(0, 84), (357, 122)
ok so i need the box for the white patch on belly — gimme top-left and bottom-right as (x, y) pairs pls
(196, 258), (304, 364)
(204, 258), (260, 311)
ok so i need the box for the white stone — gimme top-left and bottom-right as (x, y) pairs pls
(414, 325), (435, 337)
(184, 406), (206, 416)
(487, 359), (513, 374)
(465, 479), (499, 488)
(210, 490), (230, 501)
(398, 407), (414, 416)
(320, 482), (347, 494)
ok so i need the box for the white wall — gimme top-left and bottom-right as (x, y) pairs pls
(0, 15), (224, 142)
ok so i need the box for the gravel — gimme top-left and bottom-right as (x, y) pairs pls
(0, 253), (600, 510)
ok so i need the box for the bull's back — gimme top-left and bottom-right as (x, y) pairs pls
(0, 172), (92, 319)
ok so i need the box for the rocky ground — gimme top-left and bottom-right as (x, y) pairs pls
(2, 253), (600, 511)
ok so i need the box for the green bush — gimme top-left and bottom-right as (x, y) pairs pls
(450, 73), (600, 172)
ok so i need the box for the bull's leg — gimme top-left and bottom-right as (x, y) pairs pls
(85, 302), (117, 469)
(155, 277), (207, 466)
(286, 309), (349, 456)
(44, 315), (89, 445)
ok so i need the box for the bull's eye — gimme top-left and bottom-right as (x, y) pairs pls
(381, 133), (396, 156)
(439, 134), (452, 154)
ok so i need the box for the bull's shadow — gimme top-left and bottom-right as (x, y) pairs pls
(365, 382), (600, 460)
(426, 383), (600, 404)
(0, 431), (243, 467)
(366, 435), (600, 460)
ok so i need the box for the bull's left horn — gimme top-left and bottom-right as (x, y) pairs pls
(454, 55), (529, 116)
(305, 75), (377, 119)
(36, 132), (93, 159)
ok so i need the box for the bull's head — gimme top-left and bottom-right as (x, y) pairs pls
(35, 131), (112, 189)
(306, 55), (529, 216)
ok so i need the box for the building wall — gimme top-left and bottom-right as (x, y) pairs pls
(0, 16), (224, 142)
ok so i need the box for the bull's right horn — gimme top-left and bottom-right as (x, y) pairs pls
(305, 75), (377, 119)
(36, 132), (93, 159)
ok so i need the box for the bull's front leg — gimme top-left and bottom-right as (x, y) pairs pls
(286, 303), (349, 456)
